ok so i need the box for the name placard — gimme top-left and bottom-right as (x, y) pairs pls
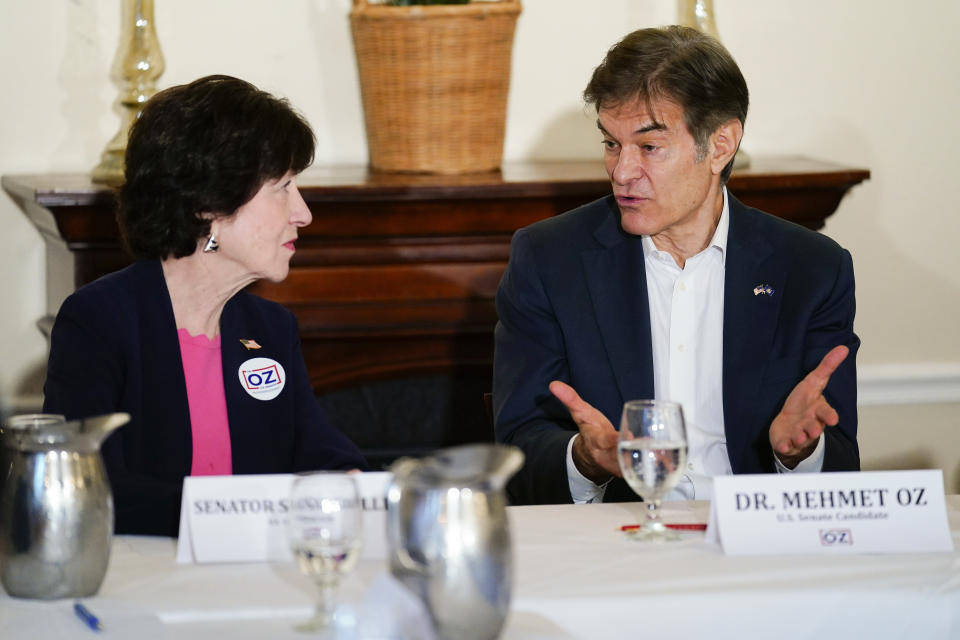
(176, 472), (392, 564)
(707, 470), (954, 555)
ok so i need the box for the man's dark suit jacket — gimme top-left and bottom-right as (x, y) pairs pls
(43, 260), (366, 536)
(493, 194), (860, 505)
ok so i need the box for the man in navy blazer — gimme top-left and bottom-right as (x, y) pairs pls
(493, 26), (859, 505)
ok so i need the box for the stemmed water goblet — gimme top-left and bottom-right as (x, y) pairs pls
(617, 400), (688, 541)
(288, 472), (363, 632)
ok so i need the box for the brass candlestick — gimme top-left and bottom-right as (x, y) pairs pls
(678, 0), (720, 38)
(92, 0), (165, 185)
(678, 0), (750, 169)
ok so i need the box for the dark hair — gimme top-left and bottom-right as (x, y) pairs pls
(584, 25), (748, 182)
(118, 75), (315, 259)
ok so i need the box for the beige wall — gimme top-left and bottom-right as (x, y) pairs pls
(1, 1), (958, 481)
(860, 403), (960, 493)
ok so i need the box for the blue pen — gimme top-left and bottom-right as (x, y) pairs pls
(73, 601), (102, 632)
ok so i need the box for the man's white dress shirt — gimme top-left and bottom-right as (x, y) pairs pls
(566, 188), (824, 503)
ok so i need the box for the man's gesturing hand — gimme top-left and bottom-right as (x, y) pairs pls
(769, 345), (849, 469)
(549, 380), (621, 484)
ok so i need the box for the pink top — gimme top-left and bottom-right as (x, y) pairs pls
(177, 329), (233, 476)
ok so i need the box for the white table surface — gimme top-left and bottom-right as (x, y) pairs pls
(1, 497), (958, 639)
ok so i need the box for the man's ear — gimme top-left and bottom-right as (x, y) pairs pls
(709, 119), (743, 175)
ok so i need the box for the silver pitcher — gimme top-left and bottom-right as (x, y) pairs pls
(386, 443), (524, 640)
(0, 412), (129, 599)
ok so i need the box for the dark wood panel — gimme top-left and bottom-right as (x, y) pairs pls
(292, 238), (511, 266)
(288, 301), (498, 336)
(303, 199), (573, 237)
(252, 262), (504, 304)
(301, 333), (495, 391)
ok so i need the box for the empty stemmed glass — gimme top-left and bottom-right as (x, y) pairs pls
(288, 472), (363, 632)
(617, 400), (688, 541)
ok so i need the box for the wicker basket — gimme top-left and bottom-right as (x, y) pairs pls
(350, 0), (522, 174)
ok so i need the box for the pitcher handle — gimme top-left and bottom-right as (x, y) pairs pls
(390, 542), (428, 576)
(385, 458), (429, 576)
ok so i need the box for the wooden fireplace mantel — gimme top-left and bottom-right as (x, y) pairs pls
(4, 157), (869, 394)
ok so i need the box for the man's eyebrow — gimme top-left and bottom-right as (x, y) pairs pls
(596, 119), (667, 137)
(636, 121), (666, 134)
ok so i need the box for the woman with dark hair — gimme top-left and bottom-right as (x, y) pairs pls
(43, 75), (366, 536)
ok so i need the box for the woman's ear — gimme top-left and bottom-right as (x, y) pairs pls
(197, 211), (218, 236)
(197, 212), (219, 253)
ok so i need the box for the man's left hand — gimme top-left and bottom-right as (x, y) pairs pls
(769, 345), (849, 469)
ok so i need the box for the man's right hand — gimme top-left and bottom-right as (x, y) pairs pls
(549, 381), (622, 485)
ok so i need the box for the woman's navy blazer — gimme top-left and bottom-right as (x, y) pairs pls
(44, 260), (366, 536)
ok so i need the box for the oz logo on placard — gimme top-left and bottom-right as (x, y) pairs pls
(819, 528), (853, 546)
(238, 357), (286, 401)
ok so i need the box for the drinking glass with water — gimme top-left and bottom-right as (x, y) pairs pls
(288, 472), (363, 631)
(617, 400), (688, 541)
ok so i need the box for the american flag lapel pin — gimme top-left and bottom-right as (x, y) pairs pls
(239, 339), (262, 350)
(753, 284), (775, 296)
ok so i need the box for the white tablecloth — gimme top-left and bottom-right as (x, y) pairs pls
(1, 497), (958, 639)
